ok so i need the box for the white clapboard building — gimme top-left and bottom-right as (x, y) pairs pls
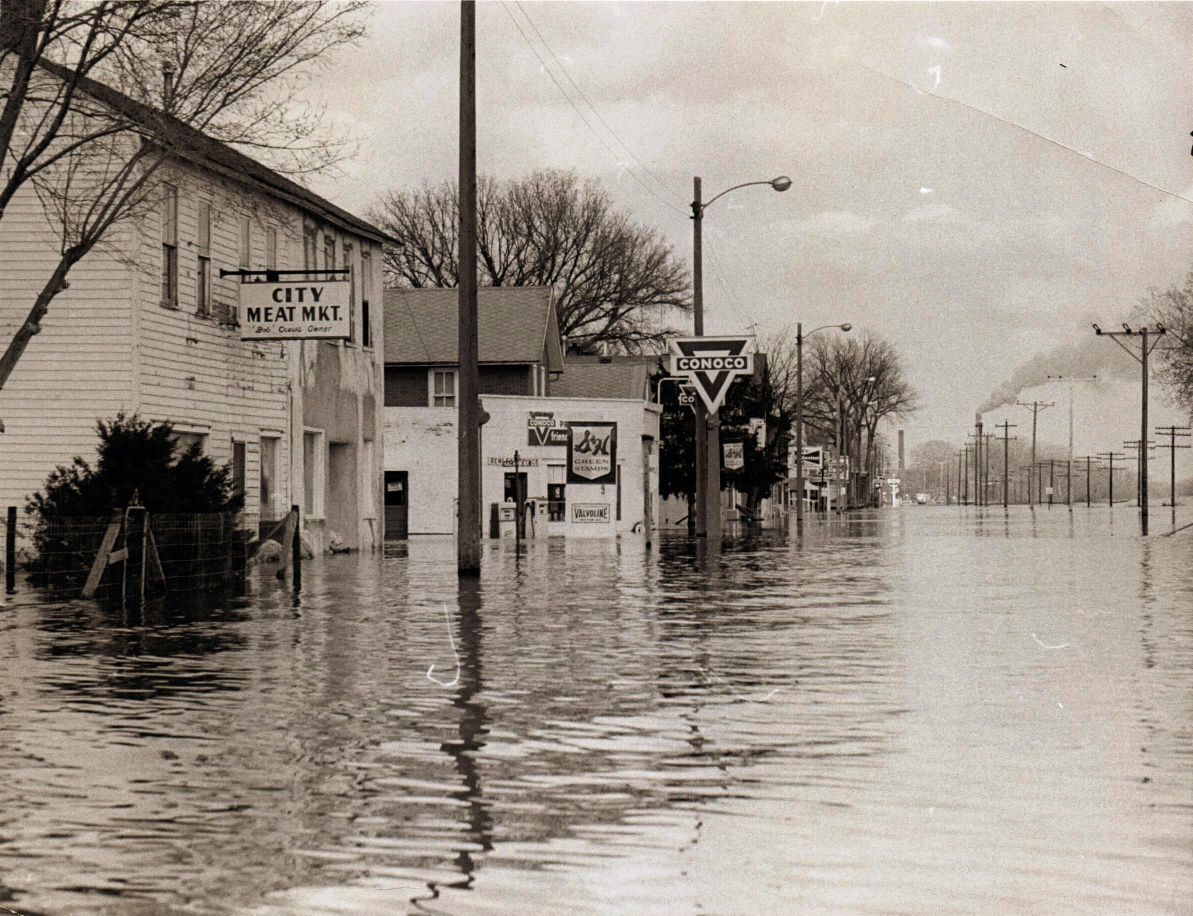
(0, 68), (391, 551)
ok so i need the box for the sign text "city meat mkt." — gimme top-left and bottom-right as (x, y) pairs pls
(239, 280), (351, 340)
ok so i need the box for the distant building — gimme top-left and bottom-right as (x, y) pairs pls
(382, 288), (659, 538)
(0, 67), (390, 551)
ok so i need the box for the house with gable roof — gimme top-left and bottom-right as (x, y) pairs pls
(382, 287), (660, 539)
(0, 63), (392, 552)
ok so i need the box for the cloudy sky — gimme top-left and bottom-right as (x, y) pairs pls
(304, 1), (1193, 472)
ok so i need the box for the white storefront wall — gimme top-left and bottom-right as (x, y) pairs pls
(383, 394), (660, 538)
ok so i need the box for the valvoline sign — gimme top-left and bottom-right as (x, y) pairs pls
(239, 280), (351, 340)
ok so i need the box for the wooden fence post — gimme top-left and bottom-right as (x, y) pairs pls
(123, 506), (146, 608)
(5, 506), (15, 595)
(291, 504), (302, 592)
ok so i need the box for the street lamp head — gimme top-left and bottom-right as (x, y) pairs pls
(839, 323), (852, 332)
(770, 176), (793, 192)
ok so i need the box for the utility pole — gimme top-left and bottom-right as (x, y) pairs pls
(1045, 374), (1098, 469)
(957, 449), (964, 506)
(1124, 439), (1157, 507)
(943, 460), (950, 505)
(456, 0), (482, 574)
(1154, 425), (1191, 508)
(962, 445), (971, 505)
(1016, 400), (1054, 507)
(1097, 451), (1126, 507)
(983, 432), (995, 507)
(996, 421), (1017, 508)
(1076, 455), (1094, 508)
(1048, 458), (1055, 508)
(1094, 323), (1166, 529)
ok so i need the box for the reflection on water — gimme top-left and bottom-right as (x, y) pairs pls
(1, 507), (1191, 914)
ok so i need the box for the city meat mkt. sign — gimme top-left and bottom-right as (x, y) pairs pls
(239, 280), (351, 340)
(567, 421), (617, 484)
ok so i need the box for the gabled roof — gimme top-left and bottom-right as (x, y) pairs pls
(37, 60), (395, 246)
(551, 360), (654, 401)
(383, 286), (563, 370)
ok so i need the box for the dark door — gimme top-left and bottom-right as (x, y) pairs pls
(384, 471), (408, 539)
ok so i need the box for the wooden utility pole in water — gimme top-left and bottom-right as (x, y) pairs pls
(996, 421), (1017, 508)
(457, 0), (481, 574)
(1154, 425), (1191, 507)
(1094, 324), (1165, 530)
(1016, 400), (1054, 507)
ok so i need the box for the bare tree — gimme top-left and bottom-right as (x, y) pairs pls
(803, 331), (918, 477)
(374, 169), (692, 353)
(1142, 269), (1193, 414)
(0, 0), (365, 396)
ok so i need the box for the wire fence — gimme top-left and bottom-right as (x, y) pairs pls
(14, 510), (254, 604)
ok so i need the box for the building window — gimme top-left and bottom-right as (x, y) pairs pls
(303, 226), (317, 271)
(239, 214), (251, 270)
(323, 233), (335, 270)
(260, 435), (279, 517)
(548, 464), (566, 522)
(430, 369), (456, 407)
(172, 430), (206, 456)
(231, 440), (246, 506)
(196, 201), (211, 316)
(344, 241), (355, 345)
(266, 226), (278, 271)
(303, 429), (326, 518)
(361, 248), (373, 349)
(160, 183), (178, 306)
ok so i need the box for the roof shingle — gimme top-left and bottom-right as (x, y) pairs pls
(383, 286), (562, 369)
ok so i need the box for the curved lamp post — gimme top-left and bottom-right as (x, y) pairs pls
(794, 322), (851, 524)
(691, 175), (791, 548)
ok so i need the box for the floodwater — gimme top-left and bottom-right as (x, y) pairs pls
(1, 507), (1191, 915)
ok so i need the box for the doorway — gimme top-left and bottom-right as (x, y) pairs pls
(384, 470), (408, 540)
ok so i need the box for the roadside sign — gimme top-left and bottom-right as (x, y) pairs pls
(723, 441), (745, 471)
(668, 336), (755, 413)
(678, 384), (696, 410)
(239, 280), (350, 340)
(796, 445), (823, 470)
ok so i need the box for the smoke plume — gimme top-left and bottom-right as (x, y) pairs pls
(976, 336), (1139, 416)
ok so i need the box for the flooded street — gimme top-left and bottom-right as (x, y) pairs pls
(1, 507), (1191, 915)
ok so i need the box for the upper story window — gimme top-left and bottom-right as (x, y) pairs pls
(239, 214), (251, 270)
(430, 369), (456, 407)
(361, 248), (373, 349)
(344, 241), (355, 345)
(160, 184), (178, 307)
(266, 226), (278, 271)
(196, 200), (211, 316)
(303, 226), (317, 271)
(323, 233), (336, 270)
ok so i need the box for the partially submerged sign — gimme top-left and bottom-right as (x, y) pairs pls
(668, 337), (755, 413)
(571, 503), (610, 523)
(239, 280), (350, 340)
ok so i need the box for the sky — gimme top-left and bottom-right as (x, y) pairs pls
(300, 0), (1193, 475)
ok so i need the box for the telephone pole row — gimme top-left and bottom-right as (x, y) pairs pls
(1155, 425), (1191, 508)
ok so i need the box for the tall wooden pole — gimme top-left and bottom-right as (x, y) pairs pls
(795, 322), (805, 525)
(691, 178), (705, 539)
(457, 0), (481, 574)
(1140, 327), (1149, 527)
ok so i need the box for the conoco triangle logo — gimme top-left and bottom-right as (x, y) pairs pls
(668, 337), (754, 413)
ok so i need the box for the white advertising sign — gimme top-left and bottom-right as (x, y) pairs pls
(239, 280), (351, 340)
(723, 441), (745, 471)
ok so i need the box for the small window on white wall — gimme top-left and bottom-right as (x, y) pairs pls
(430, 369), (456, 407)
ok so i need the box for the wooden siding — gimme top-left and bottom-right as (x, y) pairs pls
(0, 183), (135, 509)
(131, 160), (296, 525)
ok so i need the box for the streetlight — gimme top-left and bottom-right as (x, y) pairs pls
(794, 322), (851, 524)
(691, 174), (791, 548)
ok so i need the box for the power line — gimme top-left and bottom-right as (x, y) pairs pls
(513, 1), (685, 208)
(499, 1), (689, 220)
